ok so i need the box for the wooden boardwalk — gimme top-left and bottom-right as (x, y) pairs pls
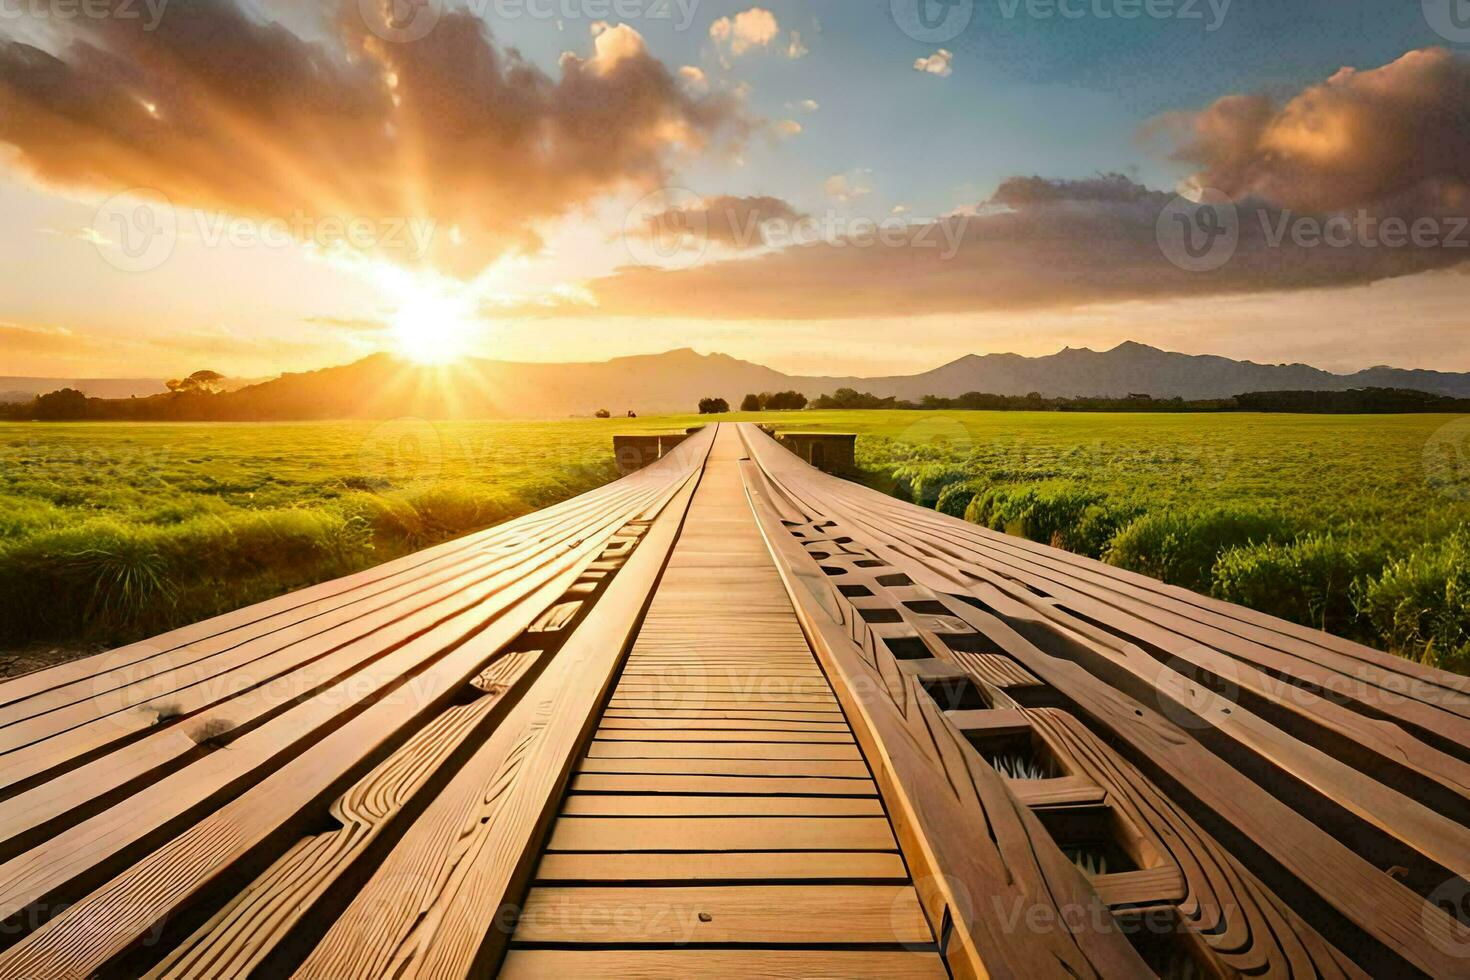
(0, 422), (1465, 977)
(505, 426), (942, 977)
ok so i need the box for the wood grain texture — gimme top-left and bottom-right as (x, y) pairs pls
(740, 422), (1464, 979)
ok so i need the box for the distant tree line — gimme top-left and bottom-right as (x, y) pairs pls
(740, 391), (809, 412)
(810, 387), (1470, 414)
(4, 380), (1466, 422)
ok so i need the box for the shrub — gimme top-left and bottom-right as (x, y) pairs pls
(893, 463), (970, 509)
(1106, 507), (1292, 594)
(1213, 533), (1386, 635)
(935, 479), (987, 518)
(1019, 484), (1106, 548)
(1356, 529), (1470, 673)
(1063, 501), (1146, 559)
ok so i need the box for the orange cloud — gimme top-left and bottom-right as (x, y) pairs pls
(0, 1), (746, 278)
(1158, 47), (1470, 214)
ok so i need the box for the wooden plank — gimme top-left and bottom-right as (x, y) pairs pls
(547, 816), (896, 852)
(570, 775), (876, 799)
(534, 850), (907, 883)
(501, 949), (946, 978)
(561, 795), (884, 817)
(512, 885), (932, 945)
(593, 730), (854, 743)
(1091, 866), (1188, 909)
(601, 708), (845, 723)
(1007, 775), (1107, 809)
(576, 757), (871, 777)
(587, 741), (862, 760)
(597, 717), (850, 731)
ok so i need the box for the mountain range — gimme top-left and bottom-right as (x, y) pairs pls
(7, 343), (1470, 418)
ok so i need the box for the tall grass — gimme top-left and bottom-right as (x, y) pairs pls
(0, 421), (633, 650)
(828, 411), (1470, 674)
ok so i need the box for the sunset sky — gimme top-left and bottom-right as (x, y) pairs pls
(1, 0), (1468, 380)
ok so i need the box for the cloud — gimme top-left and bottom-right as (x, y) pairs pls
(517, 49), (1470, 321)
(531, 168), (1470, 320)
(0, 323), (80, 356)
(678, 64), (708, 95)
(628, 194), (804, 249)
(303, 316), (392, 333)
(0, 2), (746, 279)
(1153, 46), (1470, 215)
(913, 49), (954, 77)
(825, 170), (874, 204)
(786, 30), (809, 59)
(772, 119), (803, 139)
(789, 98), (820, 112)
(710, 8), (780, 56)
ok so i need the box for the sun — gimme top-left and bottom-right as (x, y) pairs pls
(390, 290), (479, 365)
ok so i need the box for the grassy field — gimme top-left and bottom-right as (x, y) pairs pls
(3, 411), (1467, 674)
(0, 418), (697, 668)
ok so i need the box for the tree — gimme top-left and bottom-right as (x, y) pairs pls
(740, 393), (762, 412)
(167, 370), (227, 396)
(764, 390), (809, 411)
(34, 388), (90, 420)
(595, 409), (612, 419)
(698, 397), (730, 415)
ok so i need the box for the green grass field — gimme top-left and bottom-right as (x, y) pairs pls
(3, 411), (1467, 673)
(0, 418), (695, 666)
